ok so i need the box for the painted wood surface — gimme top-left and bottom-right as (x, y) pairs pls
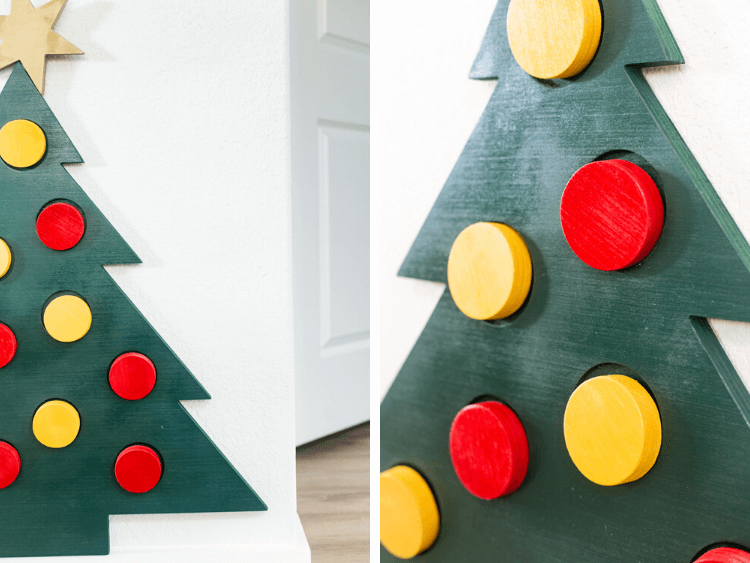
(0, 64), (265, 557)
(380, 465), (440, 560)
(564, 374), (661, 486)
(0, 441), (21, 489)
(449, 401), (529, 500)
(0, 119), (46, 168)
(109, 352), (157, 401)
(381, 0), (750, 561)
(447, 222), (532, 320)
(36, 201), (86, 251)
(0, 323), (16, 369)
(290, 0), (370, 445)
(0, 0), (83, 94)
(695, 547), (750, 563)
(114, 445), (162, 494)
(506, 0), (602, 79)
(42, 293), (92, 343)
(32, 399), (80, 449)
(561, 159), (665, 270)
(0, 239), (12, 279)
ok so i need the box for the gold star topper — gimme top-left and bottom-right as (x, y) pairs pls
(0, 0), (82, 94)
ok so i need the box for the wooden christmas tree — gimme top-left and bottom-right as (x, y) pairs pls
(381, 1), (750, 562)
(0, 2), (265, 557)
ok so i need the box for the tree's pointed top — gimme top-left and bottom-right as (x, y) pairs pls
(470, 0), (683, 80)
(5, 60), (40, 93)
(0, 62), (140, 267)
(0, 62), (81, 163)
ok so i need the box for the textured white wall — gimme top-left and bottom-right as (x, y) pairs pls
(1, 0), (309, 560)
(378, 0), (750, 397)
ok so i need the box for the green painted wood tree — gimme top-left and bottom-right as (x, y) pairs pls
(0, 64), (265, 557)
(381, 0), (750, 561)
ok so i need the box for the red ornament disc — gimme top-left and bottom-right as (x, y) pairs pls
(36, 202), (85, 251)
(449, 401), (529, 500)
(560, 159), (664, 271)
(109, 353), (157, 400)
(0, 441), (21, 489)
(695, 547), (750, 563)
(115, 445), (162, 493)
(0, 324), (17, 369)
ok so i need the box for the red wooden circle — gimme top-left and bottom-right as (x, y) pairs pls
(115, 445), (162, 493)
(560, 159), (664, 271)
(0, 441), (21, 489)
(695, 547), (750, 563)
(0, 324), (16, 369)
(449, 401), (529, 500)
(36, 202), (85, 251)
(109, 353), (157, 400)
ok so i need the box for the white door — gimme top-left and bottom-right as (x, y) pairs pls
(290, 0), (370, 445)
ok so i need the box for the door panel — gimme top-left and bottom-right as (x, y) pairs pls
(318, 0), (370, 49)
(319, 123), (370, 353)
(291, 0), (370, 445)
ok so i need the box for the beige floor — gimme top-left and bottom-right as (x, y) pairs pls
(297, 423), (370, 563)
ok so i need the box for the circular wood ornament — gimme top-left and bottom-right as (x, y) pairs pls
(0, 119), (46, 168)
(0, 324), (17, 369)
(447, 222), (532, 320)
(449, 401), (529, 500)
(43, 294), (92, 343)
(109, 353), (157, 400)
(561, 159), (665, 271)
(37, 202), (85, 251)
(33, 400), (80, 448)
(0, 238), (11, 279)
(0, 442), (20, 489)
(507, 0), (602, 79)
(695, 547), (750, 563)
(115, 445), (162, 493)
(564, 374), (661, 486)
(380, 465), (440, 559)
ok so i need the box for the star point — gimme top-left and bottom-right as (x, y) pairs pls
(0, 0), (82, 94)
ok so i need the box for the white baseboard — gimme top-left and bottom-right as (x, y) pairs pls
(9, 512), (311, 562)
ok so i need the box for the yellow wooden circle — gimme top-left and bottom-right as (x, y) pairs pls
(380, 466), (440, 559)
(447, 222), (532, 320)
(507, 0), (602, 79)
(33, 400), (81, 448)
(43, 295), (92, 343)
(0, 119), (47, 168)
(564, 374), (662, 486)
(0, 239), (11, 279)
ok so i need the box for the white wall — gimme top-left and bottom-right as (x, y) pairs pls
(378, 0), (750, 398)
(5, 0), (309, 560)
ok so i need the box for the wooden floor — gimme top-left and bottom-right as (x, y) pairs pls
(297, 423), (370, 563)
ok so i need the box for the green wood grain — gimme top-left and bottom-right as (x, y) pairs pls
(0, 64), (265, 558)
(382, 1), (750, 561)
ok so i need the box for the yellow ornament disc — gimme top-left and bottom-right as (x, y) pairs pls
(0, 119), (47, 168)
(33, 400), (81, 448)
(507, 0), (602, 79)
(447, 222), (532, 320)
(564, 374), (662, 486)
(43, 295), (92, 343)
(0, 239), (11, 279)
(380, 466), (440, 559)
